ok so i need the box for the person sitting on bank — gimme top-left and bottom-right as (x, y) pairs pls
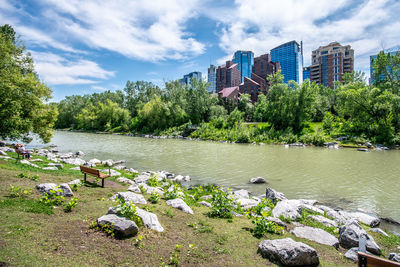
(16, 143), (31, 159)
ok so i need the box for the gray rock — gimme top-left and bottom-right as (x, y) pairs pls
(370, 228), (388, 237)
(291, 226), (339, 248)
(236, 198), (259, 210)
(200, 195), (212, 200)
(20, 159), (40, 168)
(97, 214), (138, 238)
(62, 158), (86, 166)
(114, 165), (126, 170)
(199, 201), (211, 208)
(59, 183), (74, 197)
(127, 185), (141, 193)
(127, 168), (139, 174)
(75, 151), (85, 157)
(344, 247), (372, 262)
(111, 192), (147, 204)
(145, 186), (164, 195)
(59, 152), (73, 159)
(350, 211), (380, 227)
(42, 167), (58, 171)
(87, 158), (101, 166)
(134, 174), (150, 184)
(389, 253), (400, 262)
(258, 238), (319, 266)
(233, 189), (250, 199)
(0, 150), (7, 156)
(36, 183), (59, 194)
(0, 155), (11, 160)
(172, 174), (190, 182)
(117, 177), (135, 185)
(265, 187), (287, 204)
(166, 198), (193, 214)
(48, 163), (63, 169)
(100, 169), (121, 177)
(308, 215), (338, 228)
(265, 216), (286, 227)
(300, 204), (324, 215)
(102, 159), (114, 167)
(136, 208), (164, 232)
(70, 166), (81, 170)
(298, 199), (318, 205)
(250, 177), (266, 184)
(323, 208), (348, 224)
(339, 219), (381, 255)
(67, 179), (82, 185)
(272, 200), (302, 221)
(30, 158), (43, 162)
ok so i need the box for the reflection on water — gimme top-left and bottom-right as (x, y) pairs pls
(30, 131), (400, 224)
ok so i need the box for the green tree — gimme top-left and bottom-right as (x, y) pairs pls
(238, 93), (253, 121)
(137, 95), (171, 132)
(123, 81), (161, 116)
(253, 94), (268, 122)
(0, 24), (57, 142)
(371, 51), (400, 94)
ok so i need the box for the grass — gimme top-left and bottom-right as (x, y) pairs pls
(0, 154), (399, 266)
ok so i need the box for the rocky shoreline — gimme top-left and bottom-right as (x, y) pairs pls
(1, 143), (400, 265)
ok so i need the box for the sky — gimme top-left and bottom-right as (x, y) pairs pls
(1, 0), (400, 101)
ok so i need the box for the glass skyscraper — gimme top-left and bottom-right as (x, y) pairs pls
(232, 50), (254, 83)
(207, 65), (216, 93)
(303, 67), (310, 81)
(270, 41), (303, 84)
(180, 71), (202, 85)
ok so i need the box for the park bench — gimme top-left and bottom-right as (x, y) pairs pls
(358, 252), (400, 267)
(79, 165), (110, 188)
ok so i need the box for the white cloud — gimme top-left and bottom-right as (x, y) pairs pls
(30, 51), (115, 85)
(40, 0), (205, 61)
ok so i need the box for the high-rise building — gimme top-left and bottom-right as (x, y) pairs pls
(232, 50), (254, 82)
(270, 41), (303, 84)
(303, 67), (310, 81)
(370, 51), (399, 85)
(239, 53), (280, 102)
(207, 65), (217, 93)
(180, 71), (202, 85)
(216, 60), (241, 92)
(309, 42), (354, 88)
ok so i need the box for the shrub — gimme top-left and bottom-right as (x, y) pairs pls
(8, 185), (32, 198)
(247, 198), (274, 218)
(89, 221), (115, 237)
(114, 197), (142, 226)
(164, 183), (184, 200)
(209, 187), (238, 219)
(64, 197), (78, 212)
(148, 192), (160, 204)
(146, 175), (160, 187)
(40, 188), (65, 206)
(251, 216), (284, 237)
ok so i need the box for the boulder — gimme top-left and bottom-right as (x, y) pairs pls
(75, 151), (85, 157)
(100, 169), (121, 177)
(166, 198), (193, 214)
(272, 200), (302, 221)
(136, 208), (164, 232)
(172, 175), (190, 182)
(258, 238), (319, 266)
(87, 158), (101, 166)
(349, 211), (380, 227)
(236, 198), (259, 210)
(30, 159), (43, 162)
(114, 165), (126, 170)
(265, 187), (287, 204)
(265, 216), (286, 227)
(300, 204), (324, 215)
(127, 185), (141, 193)
(42, 167), (58, 171)
(233, 189), (250, 199)
(67, 179), (82, 185)
(200, 195), (212, 200)
(102, 159), (114, 167)
(344, 247), (372, 262)
(127, 168), (139, 174)
(97, 214), (138, 238)
(59, 183), (74, 197)
(59, 152), (73, 159)
(62, 158), (86, 166)
(117, 177), (135, 185)
(250, 177), (266, 184)
(70, 166), (81, 170)
(338, 219), (381, 255)
(134, 174), (150, 184)
(389, 253), (400, 263)
(36, 183), (58, 194)
(145, 186), (164, 195)
(291, 226), (339, 248)
(308, 215), (338, 228)
(20, 159), (40, 168)
(199, 201), (211, 208)
(0, 150), (7, 156)
(370, 228), (388, 237)
(111, 192), (147, 205)
(48, 163), (63, 169)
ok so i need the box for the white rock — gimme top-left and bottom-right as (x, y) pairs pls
(166, 198), (193, 214)
(42, 167), (58, 171)
(291, 226), (339, 248)
(110, 192), (147, 204)
(117, 177), (135, 185)
(136, 208), (164, 232)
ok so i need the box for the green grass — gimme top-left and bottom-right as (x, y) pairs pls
(0, 197), (54, 214)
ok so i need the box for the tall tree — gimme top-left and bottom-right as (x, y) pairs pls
(0, 24), (57, 143)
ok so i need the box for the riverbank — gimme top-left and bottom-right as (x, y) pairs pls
(1, 145), (399, 266)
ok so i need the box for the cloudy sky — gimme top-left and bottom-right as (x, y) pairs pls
(1, 0), (399, 101)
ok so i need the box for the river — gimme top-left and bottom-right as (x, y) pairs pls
(29, 131), (400, 225)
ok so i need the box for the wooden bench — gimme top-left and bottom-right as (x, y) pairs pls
(80, 165), (110, 188)
(358, 252), (400, 267)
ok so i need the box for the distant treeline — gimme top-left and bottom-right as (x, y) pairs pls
(54, 51), (400, 145)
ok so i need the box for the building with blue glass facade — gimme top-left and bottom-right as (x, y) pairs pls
(232, 50), (254, 82)
(207, 65), (216, 93)
(303, 67), (310, 81)
(370, 51), (399, 85)
(180, 71), (202, 85)
(270, 41), (303, 84)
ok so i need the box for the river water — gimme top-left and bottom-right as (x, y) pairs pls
(30, 131), (400, 224)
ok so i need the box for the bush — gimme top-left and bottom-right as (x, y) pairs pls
(251, 216), (284, 237)
(164, 183), (184, 200)
(247, 199), (274, 218)
(64, 197), (78, 212)
(148, 192), (160, 204)
(209, 187), (238, 219)
(8, 185), (32, 198)
(40, 188), (65, 206)
(114, 197), (142, 226)
(146, 175), (160, 187)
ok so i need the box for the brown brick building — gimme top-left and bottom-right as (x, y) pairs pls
(216, 61), (241, 93)
(309, 42), (354, 88)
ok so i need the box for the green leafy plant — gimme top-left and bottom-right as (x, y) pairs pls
(164, 183), (184, 200)
(148, 192), (160, 204)
(71, 183), (81, 192)
(247, 198), (274, 218)
(208, 187), (237, 219)
(16, 173), (39, 181)
(163, 208), (174, 218)
(63, 197), (78, 212)
(139, 185), (146, 194)
(146, 174), (160, 187)
(114, 196), (143, 226)
(278, 214), (292, 223)
(8, 185), (32, 198)
(251, 216), (284, 237)
(89, 221), (115, 237)
(134, 235), (148, 248)
(40, 188), (65, 206)
(169, 244), (181, 266)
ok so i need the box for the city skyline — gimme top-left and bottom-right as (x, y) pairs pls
(1, 0), (400, 101)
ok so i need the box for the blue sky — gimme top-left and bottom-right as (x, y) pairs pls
(1, 0), (400, 101)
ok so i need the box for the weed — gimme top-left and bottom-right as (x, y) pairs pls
(71, 183), (81, 192)
(16, 172), (39, 181)
(139, 185), (146, 194)
(134, 235), (148, 248)
(164, 183), (184, 200)
(113, 196), (143, 226)
(169, 244), (181, 266)
(251, 216), (284, 237)
(63, 197), (78, 212)
(278, 215), (292, 223)
(146, 174), (160, 187)
(8, 185), (32, 198)
(215, 234), (228, 245)
(247, 198), (274, 218)
(148, 192), (160, 204)
(89, 221), (115, 237)
(163, 208), (174, 218)
(40, 188), (65, 206)
(208, 187), (238, 219)
(187, 220), (213, 234)
(212, 245), (230, 255)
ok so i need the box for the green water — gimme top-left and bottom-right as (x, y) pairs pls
(32, 131), (400, 222)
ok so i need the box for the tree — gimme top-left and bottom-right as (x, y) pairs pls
(123, 81), (161, 116)
(0, 24), (57, 143)
(371, 51), (400, 94)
